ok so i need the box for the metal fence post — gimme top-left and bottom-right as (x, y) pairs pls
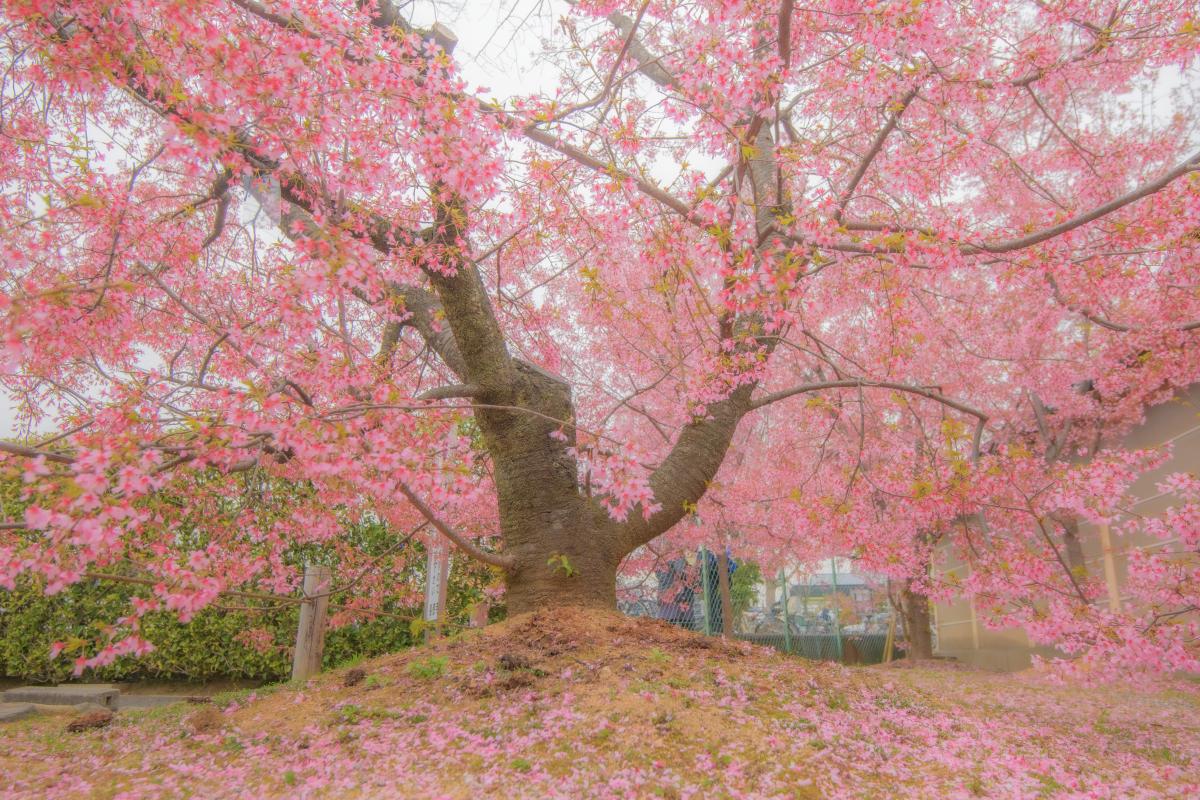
(831, 558), (844, 661)
(700, 549), (712, 636)
(780, 570), (793, 655)
(292, 563), (331, 681)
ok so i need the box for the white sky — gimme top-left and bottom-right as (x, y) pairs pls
(413, 0), (566, 94)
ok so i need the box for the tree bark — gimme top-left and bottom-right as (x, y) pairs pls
(1057, 515), (1087, 576)
(471, 363), (627, 615)
(504, 538), (620, 615)
(717, 550), (734, 638)
(899, 583), (934, 660)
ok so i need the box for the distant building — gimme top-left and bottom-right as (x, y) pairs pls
(759, 559), (886, 623)
(933, 386), (1200, 670)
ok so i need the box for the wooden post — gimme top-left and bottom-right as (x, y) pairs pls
(883, 614), (897, 663)
(717, 550), (734, 638)
(292, 563), (331, 682)
(930, 595), (940, 649)
(1099, 523), (1122, 612)
(423, 543), (450, 642)
(969, 595), (980, 652)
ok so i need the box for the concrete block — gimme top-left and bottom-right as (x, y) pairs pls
(0, 702), (36, 722)
(115, 694), (190, 709)
(2, 685), (118, 708)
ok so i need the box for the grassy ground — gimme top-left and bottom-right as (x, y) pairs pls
(2, 607), (1197, 799)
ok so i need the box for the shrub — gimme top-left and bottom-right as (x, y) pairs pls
(0, 471), (503, 684)
(0, 551), (497, 683)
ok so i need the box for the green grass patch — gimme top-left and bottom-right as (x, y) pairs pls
(408, 656), (449, 680)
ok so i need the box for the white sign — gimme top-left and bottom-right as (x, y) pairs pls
(423, 543), (450, 622)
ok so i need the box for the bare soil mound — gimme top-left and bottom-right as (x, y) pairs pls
(2, 607), (1197, 798)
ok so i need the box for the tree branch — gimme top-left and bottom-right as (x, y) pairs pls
(751, 378), (989, 460)
(0, 441), (75, 464)
(783, 149), (1200, 257)
(969, 149), (1200, 254)
(778, 0), (795, 67)
(605, 11), (680, 90)
(422, 193), (515, 391)
(1045, 272), (1200, 333)
(750, 378), (986, 419)
(417, 383), (481, 401)
(385, 283), (470, 379)
(521, 125), (697, 221)
(620, 385), (756, 552)
(834, 88), (917, 222)
(246, 179), (469, 380)
(396, 481), (513, 569)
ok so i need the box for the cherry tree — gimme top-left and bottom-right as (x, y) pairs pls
(1, 0), (1198, 672)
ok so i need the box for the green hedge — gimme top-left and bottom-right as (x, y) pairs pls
(0, 559), (497, 684)
(0, 576), (413, 683)
(0, 468), (505, 684)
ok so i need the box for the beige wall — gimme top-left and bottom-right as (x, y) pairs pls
(932, 386), (1200, 671)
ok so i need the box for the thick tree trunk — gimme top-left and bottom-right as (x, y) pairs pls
(495, 500), (627, 616)
(504, 542), (619, 615)
(900, 584), (934, 660)
(1058, 515), (1087, 576)
(466, 359), (626, 615)
(498, 475), (624, 616)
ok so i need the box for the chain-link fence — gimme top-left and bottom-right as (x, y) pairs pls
(618, 550), (897, 665)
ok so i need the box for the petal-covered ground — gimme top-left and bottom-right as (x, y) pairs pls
(2, 608), (1197, 799)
